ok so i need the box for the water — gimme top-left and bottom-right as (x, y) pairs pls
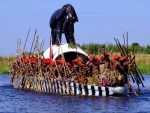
(0, 75), (150, 113)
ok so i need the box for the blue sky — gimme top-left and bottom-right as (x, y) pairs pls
(0, 0), (150, 55)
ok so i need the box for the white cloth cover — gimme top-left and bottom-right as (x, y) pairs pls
(43, 44), (88, 60)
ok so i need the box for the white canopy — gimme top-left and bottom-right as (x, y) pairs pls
(43, 44), (88, 60)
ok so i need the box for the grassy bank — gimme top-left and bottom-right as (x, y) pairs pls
(135, 54), (150, 75)
(0, 54), (150, 74)
(0, 57), (12, 74)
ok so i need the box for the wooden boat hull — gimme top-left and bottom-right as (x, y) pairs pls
(11, 76), (128, 96)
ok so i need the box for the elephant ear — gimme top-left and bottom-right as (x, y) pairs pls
(70, 5), (78, 22)
(63, 4), (78, 22)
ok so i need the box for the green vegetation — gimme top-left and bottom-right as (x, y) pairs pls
(138, 64), (150, 75)
(81, 42), (150, 54)
(0, 57), (13, 74)
(135, 54), (150, 74)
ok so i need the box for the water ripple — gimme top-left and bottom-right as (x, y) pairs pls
(0, 75), (150, 113)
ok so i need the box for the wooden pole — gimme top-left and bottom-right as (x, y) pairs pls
(30, 29), (37, 54)
(23, 28), (31, 54)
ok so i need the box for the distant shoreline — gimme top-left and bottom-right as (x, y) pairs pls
(0, 56), (12, 75)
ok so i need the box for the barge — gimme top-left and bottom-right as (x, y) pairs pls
(10, 43), (144, 96)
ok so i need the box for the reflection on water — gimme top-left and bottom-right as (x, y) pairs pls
(0, 74), (150, 113)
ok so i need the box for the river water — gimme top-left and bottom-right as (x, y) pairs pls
(0, 74), (150, 113)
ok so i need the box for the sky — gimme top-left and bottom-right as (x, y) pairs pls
(0, 0), (150, 56)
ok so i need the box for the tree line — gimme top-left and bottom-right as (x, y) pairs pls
(80, 42), (150, 54)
